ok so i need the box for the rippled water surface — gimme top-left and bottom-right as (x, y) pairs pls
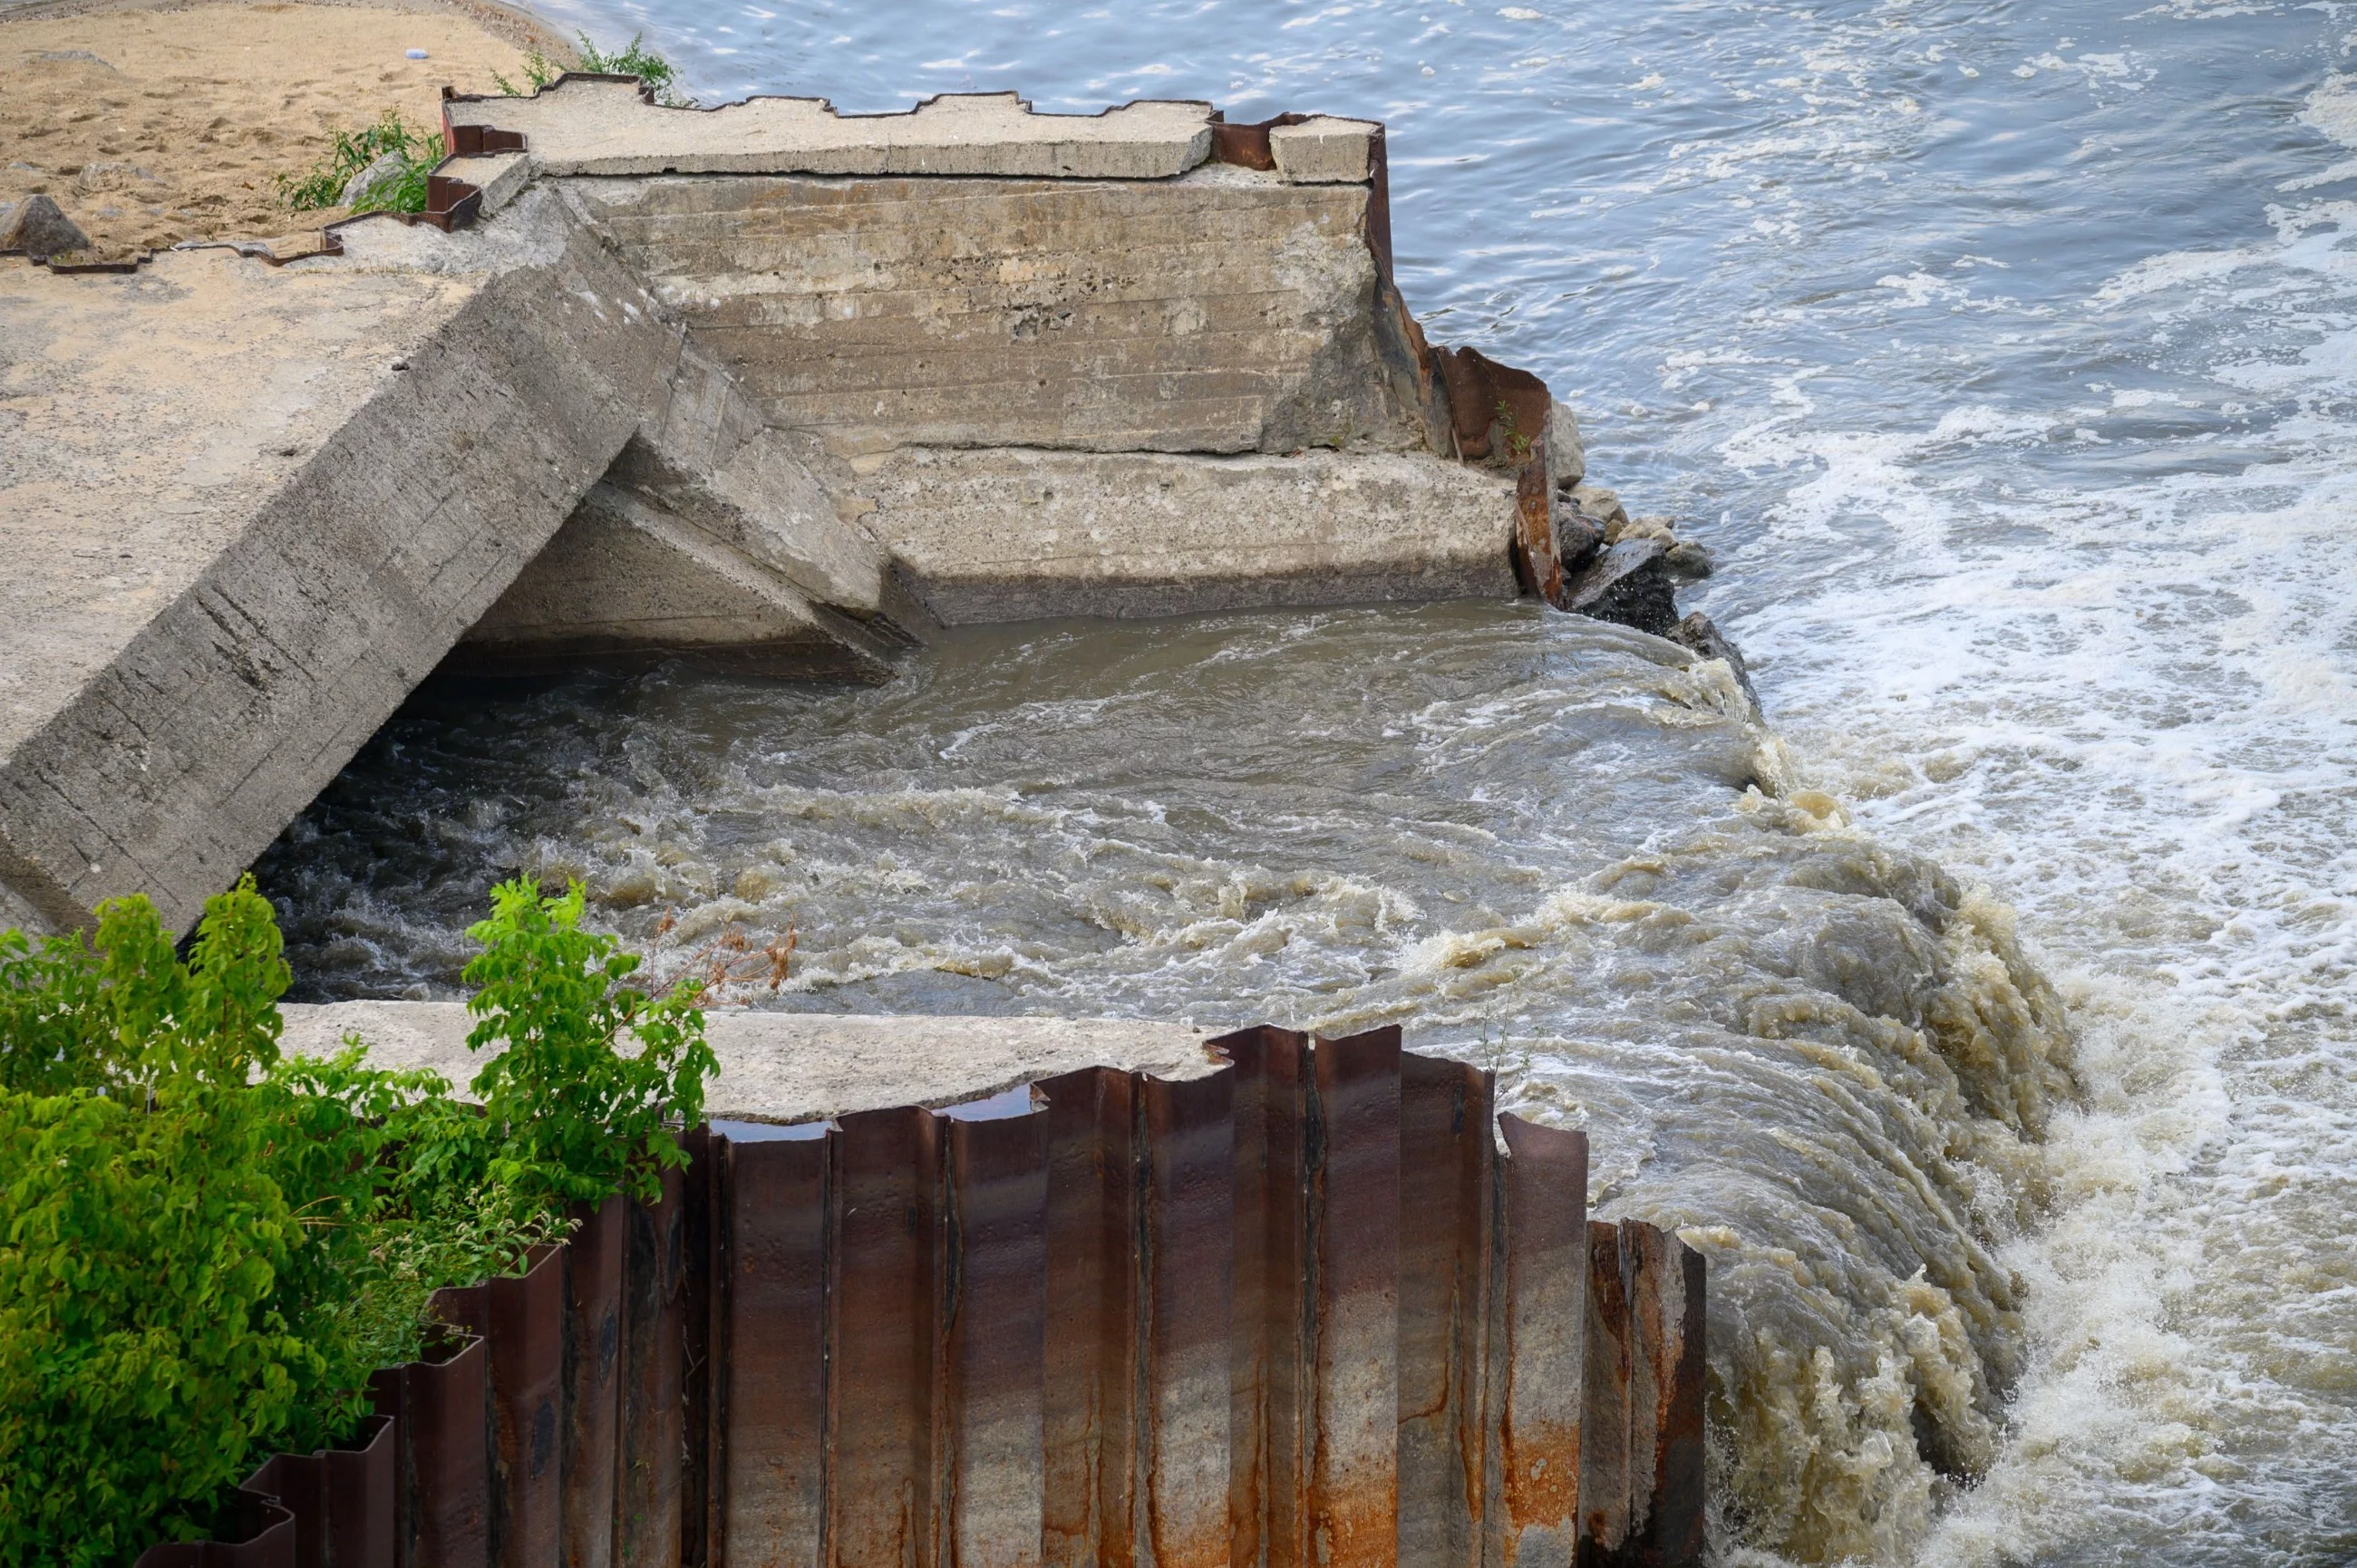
(259, 1), (2357, 1562)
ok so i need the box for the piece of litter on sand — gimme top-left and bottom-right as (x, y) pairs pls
(406, 48), (429, 59)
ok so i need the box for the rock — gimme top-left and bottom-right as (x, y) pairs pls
(1673, 610), (1760, 714)
(0, 194), (91, 260)
(1555, 503), (1605, 573)
(1563, 537), (1678, 638)
(1608, 514), (1674, 546)
(1663, 539), (1714, 579)
(1567, 481), (1628, 529)
(1547, 398), (1586, 490)
(341, 152), (411, 209)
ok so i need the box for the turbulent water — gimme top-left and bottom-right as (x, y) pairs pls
(256, 0), (2357, 1561)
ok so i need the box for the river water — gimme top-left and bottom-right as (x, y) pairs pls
(255, 1), (2357, 1561)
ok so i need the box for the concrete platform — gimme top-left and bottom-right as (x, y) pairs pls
(280, 1001), (1219, 1124)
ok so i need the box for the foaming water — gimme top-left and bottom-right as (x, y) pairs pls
(256, 1), (2357, 1562)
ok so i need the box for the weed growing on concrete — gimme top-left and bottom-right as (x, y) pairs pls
(496, 32), (691, 106)
(277, 110), (433, 215)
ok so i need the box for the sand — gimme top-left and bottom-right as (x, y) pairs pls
(0, 0), (573, 256)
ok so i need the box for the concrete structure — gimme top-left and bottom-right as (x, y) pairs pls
(2, 82), (1584, 934)
(281, 1001), (1218, 1123)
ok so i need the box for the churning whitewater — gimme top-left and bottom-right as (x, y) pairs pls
(257, 1), (2357, 1563)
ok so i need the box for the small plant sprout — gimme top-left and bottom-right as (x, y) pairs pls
(496, 33), (691, 106)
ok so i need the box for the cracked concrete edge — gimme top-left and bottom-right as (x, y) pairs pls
(280, 1000), (1222, 1125)
(444, 80), (1227, 180)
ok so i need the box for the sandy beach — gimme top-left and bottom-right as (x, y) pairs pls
(0, 0), (569, 256)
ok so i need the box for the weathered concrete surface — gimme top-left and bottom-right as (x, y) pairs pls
(859, 446), (1518, 623)
(567, 164), (1431, 459)
(446, 82), (1220, 180)
(280, 1001), (1218, 1123)
(1268, 116), (1380, 183)
(451, 480), (898, 677)
(0, 189), (881, 933)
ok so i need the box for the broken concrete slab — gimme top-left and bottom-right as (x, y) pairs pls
(279, 1000), (1219, 1123)
(859, 446), (1519, 623)
(444, 81), (1219, 180)
(0, 189), (864, 934)
(1267, 114), (1380, 182)
(452, 480), (897, 678)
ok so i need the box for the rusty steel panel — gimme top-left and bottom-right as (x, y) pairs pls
(1513, 458), (1565, 608)
(946, 1108), (1051, 1568)
(1397, 1056), (1495, 1568)
(1306, 1030), (1402, 1568)
(717, 1132), (831, 1568)
(621, 1166), (689, 1568)
(1624, 1228), (1705, 1568)
(1207, 111), (1310, 171)
(828, 1105), (945, 1568)
(131, 1491), (297, 1568)
(1489, 1117), (1588, 1568)
(433, 1245), (566, 1568)
(1139, 1066), (1237, 1568)
(205, 1411), (396, 1568)
(1208, 1023), (1310, 1568)
(563, 1195), (627, 1568)
(1039, 1068), (1140, 1568)
(326, 1414), (401, 1568)
(119, 1025), (1710, 1568)
(1575, 1222), (1632, 1568)
(682, 1128), (716, 1568)
(403, 1331), (491, 1568)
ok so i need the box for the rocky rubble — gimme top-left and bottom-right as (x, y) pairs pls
(1551, 449), (1759, 713)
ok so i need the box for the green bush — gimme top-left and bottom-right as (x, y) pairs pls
(0, 876), (710, 1568)
(463, 877), (714, 1209)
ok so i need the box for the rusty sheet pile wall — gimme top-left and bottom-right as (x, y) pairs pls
(133, 1027), (1704, 1568)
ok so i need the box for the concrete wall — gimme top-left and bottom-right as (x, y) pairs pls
(568, 166), (1431, 460)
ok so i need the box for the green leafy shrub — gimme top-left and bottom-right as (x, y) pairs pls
(277, 111), (434, 215)
(0, 880), (378, 1567)
(0, 875), (711, 1568)
(496, 32), (689, 107)
(463, 877), (713, 1208)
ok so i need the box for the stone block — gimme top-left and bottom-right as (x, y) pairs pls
(859, 446), (1518, 623)
(1268, 115), (1378, 183)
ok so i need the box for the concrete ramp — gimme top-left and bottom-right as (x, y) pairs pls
(0, 190), (890, 932)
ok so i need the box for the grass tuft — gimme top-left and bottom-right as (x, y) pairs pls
(278, 110), (433, 215)
(496, 32), (690, 106)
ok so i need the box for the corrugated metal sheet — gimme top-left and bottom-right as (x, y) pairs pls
(136, 1035), (1704, 1568)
